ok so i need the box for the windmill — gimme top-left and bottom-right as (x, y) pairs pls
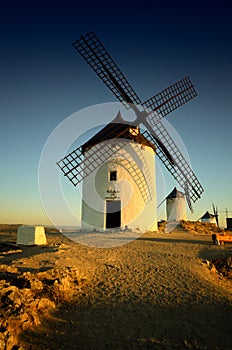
(57, 31), (204, 230)
(166, 187), (187, 222)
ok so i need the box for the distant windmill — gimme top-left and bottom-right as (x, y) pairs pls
(57, 32), (204, 230)
(199, 211), (217, 225)
(166, 187), (187, 222)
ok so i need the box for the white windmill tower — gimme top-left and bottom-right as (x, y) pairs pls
(199, 211), (216, 224)
(166, 187), (187, 222)
(80, 111), (157, 231)
(57, 32), (203, 232)
(199, 204), (219, 226)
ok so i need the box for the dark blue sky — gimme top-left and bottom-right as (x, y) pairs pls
(1, 0), (232, 225)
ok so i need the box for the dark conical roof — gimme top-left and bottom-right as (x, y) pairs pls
(166, 187), (185, 199)
(81, 110), (156, 154)
(200, 211), (215, 219)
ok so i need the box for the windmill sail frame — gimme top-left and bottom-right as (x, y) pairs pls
(58, 31), (204, 209)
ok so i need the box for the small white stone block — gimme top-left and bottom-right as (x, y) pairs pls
(17, 226), (47, 245)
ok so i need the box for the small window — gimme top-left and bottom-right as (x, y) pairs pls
(110, 170), (117, 181)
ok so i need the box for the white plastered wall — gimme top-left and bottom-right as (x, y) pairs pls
(200, 217), (217, 224)
(81, 140), (157, 232)
(166, 197), (187, 222)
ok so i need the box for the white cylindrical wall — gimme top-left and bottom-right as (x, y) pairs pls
(166, 197), (187, 222)
(81, 139), (157, 231)
(200, 218), (216, 224)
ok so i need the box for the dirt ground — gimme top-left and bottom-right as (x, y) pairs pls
(0, 225), (232, 349)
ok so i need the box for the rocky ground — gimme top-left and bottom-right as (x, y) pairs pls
(0, 223), (231, 350)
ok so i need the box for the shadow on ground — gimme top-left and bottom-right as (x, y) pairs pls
(0, 243), (58, 270)
(137, 236), (211, 245)
(19, 299), (232, 350)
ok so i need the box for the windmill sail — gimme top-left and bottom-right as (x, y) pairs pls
(142, 76), (197, 120)
(141, 120), (203, 205)
(60, 31), (204, 209)
(212, 203), (219, 227)
(57, 127), (154, 204)
(73, 31), (141, 109)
